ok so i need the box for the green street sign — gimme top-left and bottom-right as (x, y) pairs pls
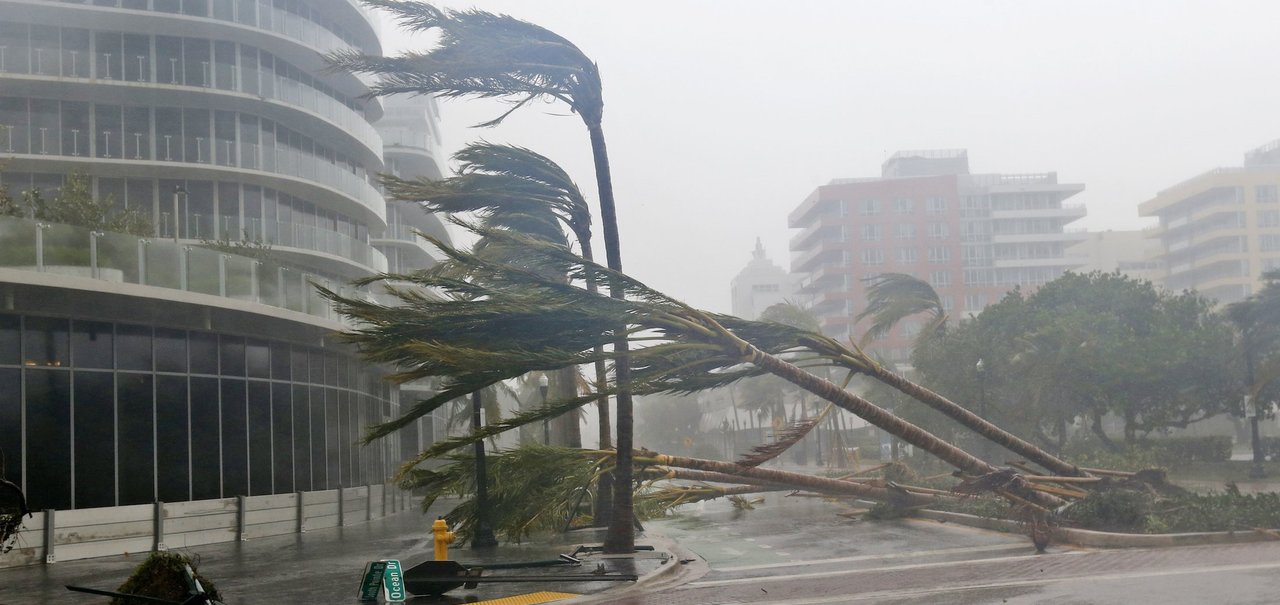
(383, 559), (406, 602)
(358, 561), (388, 601)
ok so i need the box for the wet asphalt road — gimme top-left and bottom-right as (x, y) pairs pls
(5, 493), (1280, 604)
(613, 495), (1280, 604)
(0, 500), (663, 605)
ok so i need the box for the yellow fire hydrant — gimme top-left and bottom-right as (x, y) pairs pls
(432, 517), (455, 561)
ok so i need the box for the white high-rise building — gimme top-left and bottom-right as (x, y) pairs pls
(0, 0), (449, 562)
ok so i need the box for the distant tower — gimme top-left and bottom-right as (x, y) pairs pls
(730, 238), (796, 319)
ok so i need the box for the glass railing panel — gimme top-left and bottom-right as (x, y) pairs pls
(186, 245), (222, 296)
(280, 266), (306, 313)
(223, 253), (256, 301)
(305, 276), (330, 319)
(95, 230), (142, 284)
(0, 217), (39, 269)
(143, 239), (182, 290)
(40, 223), (91, 268)
(257, 260), (284, 307)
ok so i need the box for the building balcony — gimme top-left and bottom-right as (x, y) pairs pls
(371, 224), (446, 265)
(789, 216), (844, 251)
(992, 256), (1089, 269)
(1, 73), (384, 167)
(0, 215), (371, 325)
(989, 230), (1090, 244)
(790, 243), (842, 273)
(796, 263), (846, 294)
(989, 204), (1087, 221)
(0, 0), (379, 104)
(0, 145), (387, 230)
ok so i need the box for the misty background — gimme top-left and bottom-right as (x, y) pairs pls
(376, 0), (1280, 313)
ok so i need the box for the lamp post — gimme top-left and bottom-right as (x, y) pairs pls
(976, 358), (988, 462)
(539, 374), (550, 445)
(471, 390), (498, 548)
(1244, 337), (1267, 479)
(171, 184), (187, 243)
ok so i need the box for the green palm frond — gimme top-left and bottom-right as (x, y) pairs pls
(381, 143), (591, 249)
(856, 272), (949, 344)
(327, 2), (602, 125)
(402, 444), (606, 542)
(738, 404), (835, 467)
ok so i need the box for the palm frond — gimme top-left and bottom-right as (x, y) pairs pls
(737, 404), (835, 467)
(401, 444), (604, 542)
(327, 2), (602, 125)
(856, 272), (948, 344)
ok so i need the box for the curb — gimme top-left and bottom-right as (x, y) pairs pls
(914, 509), (1280, 548)
(563, 534), (708, 604)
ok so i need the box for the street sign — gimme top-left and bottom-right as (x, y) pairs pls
(1246, 395), (1256, 418)
(356, 560), (405, 602)
(358, 561), (388, 601)
(383, 559), (405, 602)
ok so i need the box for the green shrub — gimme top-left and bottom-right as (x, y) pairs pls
(1260, 437), (1280, 461)
(1060, 489), (1151, 531)
(1146, 436), (1233, 463)
(1146, 486), (1280, 533)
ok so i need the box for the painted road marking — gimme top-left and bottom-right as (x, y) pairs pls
(720, 559), (1280, 604)
(712, 542), (1033, 573)
(471, 591), (579, 605)
(691, 550), (1084, 587)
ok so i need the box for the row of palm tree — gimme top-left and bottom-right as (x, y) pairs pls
(329, 2), (1087, 549)
(329, 0), (636, 550)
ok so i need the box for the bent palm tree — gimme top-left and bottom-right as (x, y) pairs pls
(324, 227), (1064, 517)
(852, 272), (1083, 476)
(329, 2), (636, 551)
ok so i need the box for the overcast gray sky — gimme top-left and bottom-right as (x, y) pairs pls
(376, 1), (1280, 313)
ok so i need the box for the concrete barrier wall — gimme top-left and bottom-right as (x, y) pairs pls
(0, 484), (409, 569)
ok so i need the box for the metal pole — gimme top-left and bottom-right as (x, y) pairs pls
(1245, 340), (1266, 479)
(539, 375), (550, 445)
(471, 391), (497, 548)
(976, 358), (988, 462)
(172, 185), (185, 243)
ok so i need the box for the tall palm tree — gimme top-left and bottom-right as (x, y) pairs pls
(328, 2), (636, 551)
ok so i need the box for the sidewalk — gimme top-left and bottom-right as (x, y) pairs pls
(0, 500), (680, 605)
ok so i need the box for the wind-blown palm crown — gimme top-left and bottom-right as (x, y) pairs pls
(857, 272), (949, 344)
(382, 143), (592, 255)
(327, 2), (603, 126)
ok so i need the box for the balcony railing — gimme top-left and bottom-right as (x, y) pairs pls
(0, 215), (369, 324)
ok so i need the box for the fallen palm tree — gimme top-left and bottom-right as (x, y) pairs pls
(408, 444), (947, 540)
(325, 226), (1073, 544)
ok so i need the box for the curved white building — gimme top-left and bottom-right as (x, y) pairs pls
(0, 0), (449, 560)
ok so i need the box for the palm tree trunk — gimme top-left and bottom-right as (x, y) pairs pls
(737, 344), (1064, 510)
(649, 454), (933, 505)
(574, 234), (614, 525)
(585, 119), (634, 554)
(869, 366), (1086, 477)
(555, 367), (581, 447)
